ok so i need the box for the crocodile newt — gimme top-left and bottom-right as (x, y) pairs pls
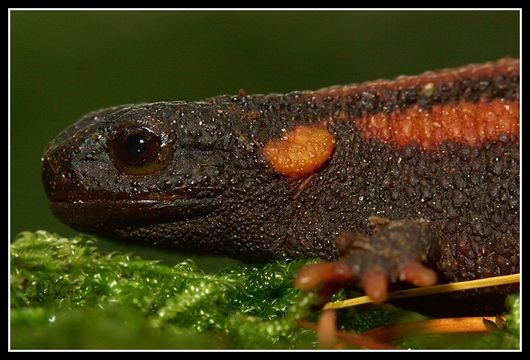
(42, 58), (520, 309)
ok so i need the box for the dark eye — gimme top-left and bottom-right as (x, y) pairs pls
(111, 127), (168, 174)
(114, 127), (160, 166)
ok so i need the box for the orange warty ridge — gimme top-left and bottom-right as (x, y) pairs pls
(356, 98), (519, 149)
(263, 125), (336, 179)
(311, 58), (519, 100)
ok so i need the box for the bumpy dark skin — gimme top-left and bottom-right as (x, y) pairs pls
(42, 59), (519, 312)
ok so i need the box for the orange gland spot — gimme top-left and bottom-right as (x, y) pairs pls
(357, 98), (519, 149)
(263, 125), (335, 179)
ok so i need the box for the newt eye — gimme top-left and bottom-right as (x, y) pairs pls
(111, 127), (166, 174)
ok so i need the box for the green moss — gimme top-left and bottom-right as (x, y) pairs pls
(10, 231), (317, 349)
(10, 231), (520, 349)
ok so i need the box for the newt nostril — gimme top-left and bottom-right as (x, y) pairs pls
(42, 152), (58, 176)
(41, 143), (75, 203)
(42, 155), (56, 200)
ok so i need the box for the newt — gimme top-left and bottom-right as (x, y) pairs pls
(42, 58), (520, 311)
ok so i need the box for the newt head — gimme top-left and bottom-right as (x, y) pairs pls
(41, 101), (288, 257)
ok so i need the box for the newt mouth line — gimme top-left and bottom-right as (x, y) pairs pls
(47, 187), (224, 204)
(50, 198), (220, 228)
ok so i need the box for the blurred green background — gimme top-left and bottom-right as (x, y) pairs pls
(10, 10), (519, 268)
